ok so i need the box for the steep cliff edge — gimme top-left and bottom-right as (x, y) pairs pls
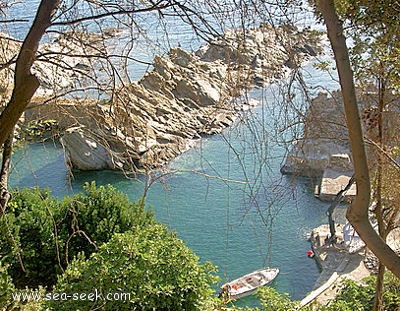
(280, 91), (351, 176)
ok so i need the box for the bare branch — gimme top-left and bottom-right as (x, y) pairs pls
(143, 169), (249, 198)
(0, 18), (29, 23)
(51, 0), (173, 27)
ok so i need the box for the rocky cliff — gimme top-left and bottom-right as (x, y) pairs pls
(280, 91), (356, 201)
(280, 91), (351, 176)
(281, 88), (400, 201)
(25, 24), (321, 171)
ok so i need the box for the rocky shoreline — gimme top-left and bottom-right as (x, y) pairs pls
(20, 23), (321, 172)
(280, 91), (357, 202)
(280, 87), (400, 201)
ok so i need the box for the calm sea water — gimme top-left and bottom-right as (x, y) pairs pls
(5, 0), (341, 306)
(9, 82), (338, 306)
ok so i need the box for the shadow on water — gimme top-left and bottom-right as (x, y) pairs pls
(9, 142), (70, 197)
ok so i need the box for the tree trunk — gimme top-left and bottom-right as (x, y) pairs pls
(0, 0), (59, 216)
(374, 262), (385, 311)
(0, 0), (59, 148)
(0, 133), (13, 216)
(327, 174), (355, 244)
(317, 0), (400, 278)
(373, 77), (386, 311)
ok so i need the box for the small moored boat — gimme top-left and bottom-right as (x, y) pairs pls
(219, 268), (279, 299)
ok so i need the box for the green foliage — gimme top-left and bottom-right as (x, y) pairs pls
(334, 0), (400, 90)
(327, 279), (374, 310)
(335, 0), (400, 32)
(383, 272), (400, 310)
(255, 273), (400, 311)
(0, 262), (46, 311)
(324, 274), (399, 310)
(0, 188), (62, 288)
(313, 60), (334, 72)
(325, 274), (400, 310)
(18, 119), (59, 141)
(59, 182), (154, 258)
(256, 287), (310, 311)
(0, 262), (14, 309)
(48, 225), (219, 311)
(0, 182), (153, 288)
(0, 183), (219, 310)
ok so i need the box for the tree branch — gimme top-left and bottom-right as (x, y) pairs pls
(0, 19), (29, 24)
(143, 169), (249, 199)
(51, 1), (172, 27)
(0, 0), (60, 148)
(317, 0), (400, 277)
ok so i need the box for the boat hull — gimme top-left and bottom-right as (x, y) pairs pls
(220, 267), (279, 300)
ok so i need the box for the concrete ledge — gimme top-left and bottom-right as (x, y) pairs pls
(317, 169), (356, 202)
(300, 272), (340, 306)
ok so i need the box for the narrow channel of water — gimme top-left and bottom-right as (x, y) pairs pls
(9, 77), (336, 307)
(5, 1), (342, 306)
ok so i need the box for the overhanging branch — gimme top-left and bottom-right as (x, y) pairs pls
(51, 0), (173, 27)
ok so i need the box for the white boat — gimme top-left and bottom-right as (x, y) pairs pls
(220, 268), (279, 299)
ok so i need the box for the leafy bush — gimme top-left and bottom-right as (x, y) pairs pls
(58, 182), (154, 260)
(255, 273), (400, 311)
(327, 279), (374, 311)
(257, 287), (309, 311)
(327, 274), (400, 311)
(382, 272), (400, 310)
(0, 182), (153, 288)
(0, 188), (62, 288)
(0, 262), (15, 309)
(48, 225), (218, 311)
(0, 262), (45, 311)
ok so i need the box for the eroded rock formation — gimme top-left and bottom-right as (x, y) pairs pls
(281, 88), (400, 201)
(280, 91), (351, 176)
(25, 24), (321, 171)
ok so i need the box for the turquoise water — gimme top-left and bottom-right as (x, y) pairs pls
(9, 136), (327, 305)
(4, 0), (342, 306)
(9, 82), (335, 306)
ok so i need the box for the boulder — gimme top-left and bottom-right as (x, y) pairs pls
(61, 127), (119, 171)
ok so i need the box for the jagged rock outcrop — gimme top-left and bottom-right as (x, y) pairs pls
(281, 91), (351, 176)
(26, 24), (321, 171)
(281, 88), (400, 201)
(196, 23), (321, 87)
(280, 87), (400, 177)
(280, 91), (357, 201)
(61, 48), (238, 170)
(0, 34), (95, 100)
